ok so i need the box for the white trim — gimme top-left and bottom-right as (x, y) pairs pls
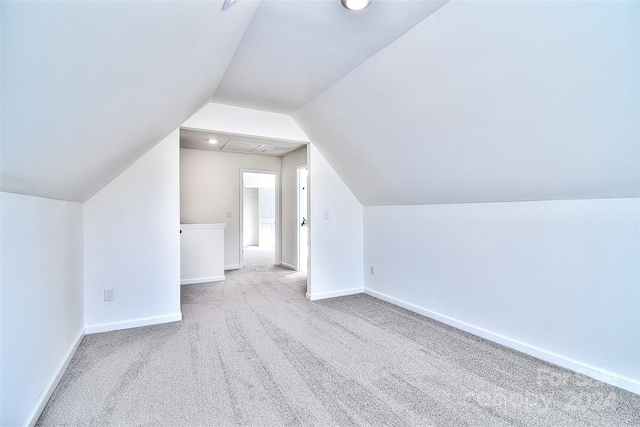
(280, 261), (296, 270)
(364, 288), (640, 396)
(180, 223), (226, 230)
(85, 312), (182, 335)
(305, 147), (313, 296)
(180, 276), (225, 285)
(307, 287), (362, 301)
(179, 126), (309, 146)
(25, 328), (85, 427)
(296, 163), (308, 273)
(225, 264), (241, 270)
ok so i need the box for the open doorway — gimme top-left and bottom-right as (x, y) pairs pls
(241, 170), (279, 268)
(297, 165), (308, 272)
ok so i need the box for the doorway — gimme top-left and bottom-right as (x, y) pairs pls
(297, 165), (308, 273)
(240, 170), (279, 268)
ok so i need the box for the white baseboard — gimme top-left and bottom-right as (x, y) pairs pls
(280, 262), (296, 270)
(364, 288), (640, 396)
(307, 287), (362, 301)
(180, 275), (225, 285)
(25, 328), (85, 427)
(225, 264), (241, 271)
(85, 312), (183, 335)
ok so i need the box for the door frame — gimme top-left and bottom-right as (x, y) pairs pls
(239, 169), (280, 269)
(296, 164), (308, 272)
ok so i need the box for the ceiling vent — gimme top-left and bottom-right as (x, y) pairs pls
(264, 146), (293, 155)
(221, 140), (263, 153)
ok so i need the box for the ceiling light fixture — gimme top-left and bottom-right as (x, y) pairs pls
(207, 138), (218, 144)
(341, 0), (372, 11)
(222, 0), (237, 11)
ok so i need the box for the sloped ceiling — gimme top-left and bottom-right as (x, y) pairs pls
(3, 0), (638, 206)
(1, 0), (259, 202)
(294, 1), (640, 205)
(212, 0), (448, 113)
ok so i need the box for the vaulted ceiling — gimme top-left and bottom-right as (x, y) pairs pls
(1, 0), (259, 202)
(1, 0), (446, 202)
(2, 0), (638, 205)
(294, 0), (640, 205)
(212, 0), (447, 113)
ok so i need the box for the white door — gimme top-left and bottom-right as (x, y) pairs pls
(259, 187), (275, 248)
(298, 166), (308, 272)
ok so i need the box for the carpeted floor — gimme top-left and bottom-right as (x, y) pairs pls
(37, 246), (640, 426)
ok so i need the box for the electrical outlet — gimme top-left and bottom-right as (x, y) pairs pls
(323, 210), (330, 220)
(227, 210), (232, 218)
(370, 265), (375, 275)
(104, 288), (114, 302)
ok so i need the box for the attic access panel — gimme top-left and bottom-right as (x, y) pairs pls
(179, 128), (307, 156)
(264, 146), (294, 155)
(220, 140), (263, 153)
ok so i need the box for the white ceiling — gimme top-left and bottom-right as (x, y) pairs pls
(1, 0), (259, 202)
(180, 129), (305, 156)
(2, 0), (637, 206)
(1, 0), (448, 202)
(213, 0), (448, 114)
(294, 0), (640, 205)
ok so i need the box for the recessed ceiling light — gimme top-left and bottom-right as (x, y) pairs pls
(207, 138), (218, 144)
(342, 0), (372, 11)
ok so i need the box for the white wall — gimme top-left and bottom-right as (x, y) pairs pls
(243, 187), (259, 247)
(307, 143), (363, 300)
(180, 224), (226, 284)
(84, 130), (181, 333)
(364, 198), (640, 393)
(1, 192), (84, 427)
(244, 173), (276, 189)
(292, 0), (640, 395)
(281, 146), (307, 269)
(180, 148), (281, 269)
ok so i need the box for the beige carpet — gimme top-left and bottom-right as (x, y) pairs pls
(37, 246), (640, 426)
